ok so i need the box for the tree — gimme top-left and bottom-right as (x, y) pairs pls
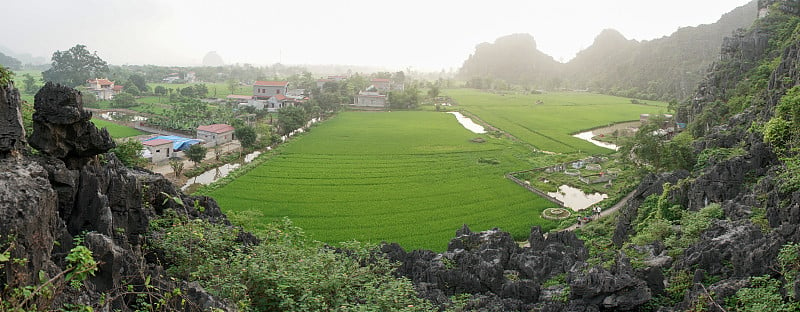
(112, 92), (136, 108)
(184, 144), (208, 167)
(154, 85), (167, 96)
(277, 106), (307, 135)
(427, 85), (440, 99)
(22, 74), (38, 94)
(193, 84), (209, 98)
(111, 140), (147, 168)
(388, 87), (420, 109)
(620, 115), (670, 172)
(42, 44), (109, 87)
(235, 126), (257, 148)
(169, 158), (184, 177)
(0, 65), (12, 85)
(125, 85), (140, 96)
(226, 79), (238, 95)
(128, 74), (149, 93)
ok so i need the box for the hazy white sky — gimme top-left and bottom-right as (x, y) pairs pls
(1, 0), (753, 71)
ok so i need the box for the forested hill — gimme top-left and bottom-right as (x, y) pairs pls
(458, 0), (758, 101)
(458, 33), (561, 89)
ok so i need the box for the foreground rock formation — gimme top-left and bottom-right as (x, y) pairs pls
(0, 82), (232, 310)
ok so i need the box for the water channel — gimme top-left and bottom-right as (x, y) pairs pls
(448, 112), (486, 134)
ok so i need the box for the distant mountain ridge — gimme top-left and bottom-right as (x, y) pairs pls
(458, 0), (759, 101)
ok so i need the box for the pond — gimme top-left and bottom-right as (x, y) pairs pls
(448, 112), (486, 134)
(573, 130), (619, 151)
(547, 184), (608, 211)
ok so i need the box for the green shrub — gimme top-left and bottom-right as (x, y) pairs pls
(148, 216), (434, 311)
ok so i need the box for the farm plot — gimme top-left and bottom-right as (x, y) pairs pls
(445, 89), (669, 154)
(209, 111), (556, 251)
(90, 118), (144, 138)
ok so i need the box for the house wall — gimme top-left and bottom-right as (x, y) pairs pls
(355, 95), (387, 107)
(254, 85), (288, 98)
(146, 144), (172, 163)
(197, 130), (234, 147)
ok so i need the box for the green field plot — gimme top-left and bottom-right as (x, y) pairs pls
(209, 111), (557, 251)
(445, 89), (669, 154)
(90, 118), (144, 138)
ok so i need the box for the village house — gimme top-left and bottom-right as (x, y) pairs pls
(253, 81), (289, 99)
(196, 124), (235, 147)
(370, 78), (391, 93)
(316, 75), (348, 89)
(354, 91), (387, 108)
(86, 78), (122, 100)
(141, 138), (173, 163)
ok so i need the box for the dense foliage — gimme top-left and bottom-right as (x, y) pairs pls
(42, 44), (109, 88)
(110, 140), (148, 168)
(148, 214), (434, 311)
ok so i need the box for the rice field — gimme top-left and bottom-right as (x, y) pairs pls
(209, 111), (557, 251)
(445, 89), (670, 154)
(90, 118), (144, 138)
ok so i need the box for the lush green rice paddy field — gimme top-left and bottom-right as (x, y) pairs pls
(90, 118), (144, 138)
(445, 89), (670, 154)
(210, 111), (557, 251)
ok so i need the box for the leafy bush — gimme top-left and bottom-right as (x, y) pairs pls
(149, 215), (434, 311)
(729, 275), (795, 312)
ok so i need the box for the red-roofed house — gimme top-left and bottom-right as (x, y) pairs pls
(371, 78), (391, 92)
(87, 78), (122, 100)
(197, 124), (235, 147)
(142, 138), (173, 163)
(253, 81), (289, 99)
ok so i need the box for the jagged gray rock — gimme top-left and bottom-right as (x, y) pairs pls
(29, 82), (114, 163)
(0, 82), (26, 157)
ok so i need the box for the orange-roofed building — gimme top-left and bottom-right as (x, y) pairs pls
(87, 78), (122, 100)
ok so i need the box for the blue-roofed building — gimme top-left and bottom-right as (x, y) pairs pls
(143, 136), (201, 152)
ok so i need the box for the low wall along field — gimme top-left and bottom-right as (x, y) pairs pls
(209, 111), (556, 251)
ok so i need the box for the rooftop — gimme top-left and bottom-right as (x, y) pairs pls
(87, 78), (114, 85)
(197, 124), (235, 134)
(254, 81), (289, 87)
(142, 138), (172, 147)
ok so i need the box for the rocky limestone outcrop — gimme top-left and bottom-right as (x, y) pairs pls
(28, 82), (114, 166)
(0, 82), (25, 157)
(383, 225), (654, 311)
(0, 82), (234, 310)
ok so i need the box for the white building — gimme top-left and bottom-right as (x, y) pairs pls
(86, 78), (122, 100)
(196, 124), (236, 147)
(354, 91), (387, 108)
(142, 138), (173, 163)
